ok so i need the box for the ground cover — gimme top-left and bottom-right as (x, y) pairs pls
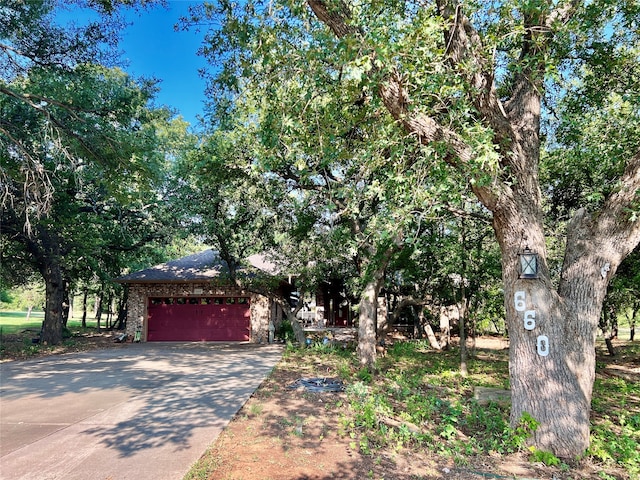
(185, 337), (639, 480)
(0, 311), (119, 361)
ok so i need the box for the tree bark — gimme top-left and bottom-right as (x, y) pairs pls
(41, 258), (66, 345)
(21, 227), (67, 345)
(357, 273), (384, 369)
(62, 282), (70, 327)
(419, 308), (442, 350)
(81, 287), (88, 328)
(114, 288), (128, 330)
(356, 242), (397, 369)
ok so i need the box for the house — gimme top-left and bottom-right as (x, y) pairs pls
(114, 250), (283, 343)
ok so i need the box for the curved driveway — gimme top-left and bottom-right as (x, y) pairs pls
(0, 343), (283, 480)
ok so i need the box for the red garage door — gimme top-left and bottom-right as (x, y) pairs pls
(147, 297), (250, 341)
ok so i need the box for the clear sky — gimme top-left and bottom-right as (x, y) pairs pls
(119, 1), (209, 129)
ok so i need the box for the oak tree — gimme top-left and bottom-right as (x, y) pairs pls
(191, 0), (640, 457)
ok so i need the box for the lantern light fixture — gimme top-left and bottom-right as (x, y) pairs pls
(518, 246), (539, 279)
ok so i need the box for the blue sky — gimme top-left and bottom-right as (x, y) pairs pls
(119, 1), (209, 128)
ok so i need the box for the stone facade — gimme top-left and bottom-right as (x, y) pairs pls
(124, 281), (273, 343)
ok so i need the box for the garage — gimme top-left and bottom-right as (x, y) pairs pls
(115, 249), (283, 343)
(147, 296), (250, 341)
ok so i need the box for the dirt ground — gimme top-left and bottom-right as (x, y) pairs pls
(195, 337), (637, 480)
(0, 328), (125, 362)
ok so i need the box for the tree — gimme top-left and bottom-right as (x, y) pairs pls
(190, 0), (640, 457)
(1, 65), (170, 344)
(1, 0), (178, 344)
(604, 247), (640, 342)
(185, 6), (468, 364)
(0, 0), (159, 225)
(171, 129), (274, 280)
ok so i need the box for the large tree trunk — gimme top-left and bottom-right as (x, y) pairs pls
(357, 277), (380, 369)
(357, 262), (388, 369)
(496, 191), (639, 457)
(288, 309), (307, 345)
(41, 258), (66, 345)
(24, 227), (67, 345)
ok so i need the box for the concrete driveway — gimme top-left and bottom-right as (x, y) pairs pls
(0, 343), (283, 480)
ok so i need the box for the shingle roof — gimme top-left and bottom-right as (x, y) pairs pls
(114, 250), (277, 283)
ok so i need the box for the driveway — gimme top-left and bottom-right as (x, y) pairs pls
(0, 343), (283, 480)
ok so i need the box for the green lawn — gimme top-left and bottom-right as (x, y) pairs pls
(0, 311), (99, 334)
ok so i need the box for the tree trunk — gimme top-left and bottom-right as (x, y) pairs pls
(459, 217), (468, 376)
(95, 289), (103, 330)
(81, 287), (88, 328)
(106, 291), (113, 329)
(306, 0), (640, 458)
(357, 259), (389, 369)
(419, 308), (441, 350)
(505, 278), (597, 458)
(114, 288), (128, 330)
(270, 296), (306, 345)
(439, 310), (450, 350)
(458, 301), (468, 377)
(41, 259), (66, 345)
(357, 278), (380, 369)
(496, 201), (638, 458)
(62, 282), (71, 327)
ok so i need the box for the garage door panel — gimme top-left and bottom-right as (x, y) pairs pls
(147, 297), (250, 342)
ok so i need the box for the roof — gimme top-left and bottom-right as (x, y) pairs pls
(114, 249), (278, 284)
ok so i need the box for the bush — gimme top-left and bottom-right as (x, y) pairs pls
(277, 319), (295, 343)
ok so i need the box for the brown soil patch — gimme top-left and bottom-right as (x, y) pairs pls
(0, 328), (125, 362)
(192, 338), (636, 480)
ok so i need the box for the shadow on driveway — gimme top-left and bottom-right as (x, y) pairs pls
(0, 343), (283, 480)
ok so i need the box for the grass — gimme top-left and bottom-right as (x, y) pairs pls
(0, 310), (100, 334)
(0, 310), (111, 360)
(259, 340), (637, 478)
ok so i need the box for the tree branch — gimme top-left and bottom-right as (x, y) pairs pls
(305, 2), (503, 210)
(595, 151), (640, 257)
(306, 0), (357, 38)
(436, 1), (512, 140)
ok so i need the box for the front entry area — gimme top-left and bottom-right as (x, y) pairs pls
(147, 296), (250, 341)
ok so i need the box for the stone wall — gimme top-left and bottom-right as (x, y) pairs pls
(124, 282), (273, 343)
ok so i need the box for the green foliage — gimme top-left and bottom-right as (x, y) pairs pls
(0, 284), (45, 311)
(528, 447), (561, 467)
(274, 339), (638, 476)
(0, 289), (12, 305)
(1, 2), (191, 343)
(512, 412), (540, 451)
(589, 370), (640, 476)
(356, 367), (373, 383)
(277, 319), (295, 343)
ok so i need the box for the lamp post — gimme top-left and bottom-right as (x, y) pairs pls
(518, 246), (539, 279)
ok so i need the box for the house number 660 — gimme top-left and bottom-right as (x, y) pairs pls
(514, 290), (549, 357)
